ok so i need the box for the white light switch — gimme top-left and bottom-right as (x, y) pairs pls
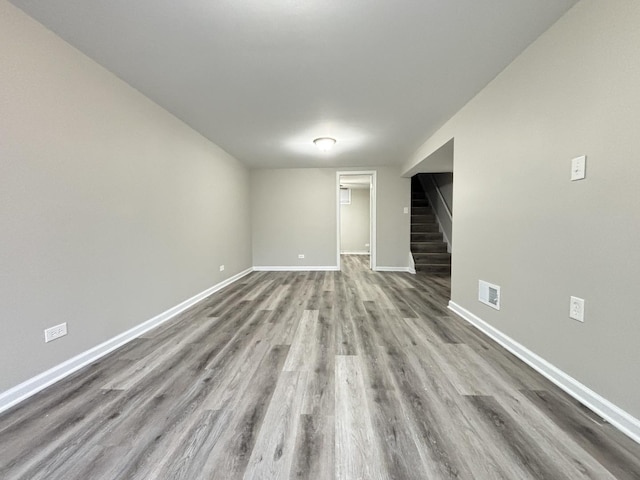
(403, 207), (409, 214)
(571, 155), (586, 181)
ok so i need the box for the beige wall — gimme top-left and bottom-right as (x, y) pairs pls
(0, 1), (251, 392)
(251, 167), (410, 268)
(404, 0), (640, 418)
(340, 188), (370, 254)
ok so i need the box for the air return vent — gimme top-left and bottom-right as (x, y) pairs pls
(479, 280), (500, 310)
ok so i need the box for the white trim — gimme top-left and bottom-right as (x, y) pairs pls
(0, 267), (253, 415)
(253, 266), (339, 272)
(408, 252), (416, 275)
(448, 301), (640, 445)
(374, 266), (414, 273)
(337, 171), (377, 272)
(340, 251), (370, 255)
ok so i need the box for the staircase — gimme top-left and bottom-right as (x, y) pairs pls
(411, 176), (451, 274)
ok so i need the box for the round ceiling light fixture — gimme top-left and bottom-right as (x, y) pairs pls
(313, 137), (336, 152)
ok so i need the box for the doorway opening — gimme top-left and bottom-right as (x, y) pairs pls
(336, 171), (376, 271)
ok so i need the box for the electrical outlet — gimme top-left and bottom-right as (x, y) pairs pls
(219, 265), (225, 272)
(569, 296), (585, 322)
(298, 254), (305, 259)
(44, 323), (67, 343)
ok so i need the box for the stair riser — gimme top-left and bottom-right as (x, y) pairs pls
(411, 243), (448, 253)
(411, 215), (436, 223)
(416, 265), (451, 274)
(411, 224), (439, 233)
(411, 207), (432, 215)
(414, 260), (451, 266)
(411, 233), (443, 242)
(412, 253), (451, 265)
(411, 200), (429, 207)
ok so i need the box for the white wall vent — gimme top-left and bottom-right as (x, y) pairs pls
(479, 280), (501, 310)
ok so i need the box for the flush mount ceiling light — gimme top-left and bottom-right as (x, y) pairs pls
(313, 137), (336, 152)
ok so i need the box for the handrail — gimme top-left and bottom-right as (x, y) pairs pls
(416, 173), (452, 253)
(429, 175), (452, 221)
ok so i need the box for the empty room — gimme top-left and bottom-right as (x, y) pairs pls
(1, 0), (640, 479)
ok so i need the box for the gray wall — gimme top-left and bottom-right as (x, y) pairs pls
(376, 169), (412, 268)
(251, 168), (337, 267)
(340, 188), (370, 253)
(252, 167), (410, 268)
(0, 2), (252, 392)
(404, 0), (640, 418)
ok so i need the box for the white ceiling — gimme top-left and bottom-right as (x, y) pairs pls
(10, 0), (577, 169)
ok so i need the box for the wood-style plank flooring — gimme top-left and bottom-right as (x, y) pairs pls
(1, 255), (639, 479)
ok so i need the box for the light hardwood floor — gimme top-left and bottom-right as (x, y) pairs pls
(1, 255), (639, 479)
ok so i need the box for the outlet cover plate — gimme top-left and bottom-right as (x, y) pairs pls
(569, 296), (585, 322)
(44, 323), (68, 343)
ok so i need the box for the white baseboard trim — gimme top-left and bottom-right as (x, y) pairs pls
(0, 267), (253, 415)
(374, 266), (414, 273)
(448, 300), (640, 445)
(408, 252), (416, 275)
(340, 251), (370, 255)
(253, 266), (339, 272)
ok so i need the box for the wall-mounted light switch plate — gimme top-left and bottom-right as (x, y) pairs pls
(219, 265), (225, 272)
(571, 155), (586, 181)
(403, 207), (409, 214)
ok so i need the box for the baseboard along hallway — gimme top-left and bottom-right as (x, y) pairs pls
(0, 255), (639, 479)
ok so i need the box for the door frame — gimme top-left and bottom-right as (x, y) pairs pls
(336, 170), (377, 271)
